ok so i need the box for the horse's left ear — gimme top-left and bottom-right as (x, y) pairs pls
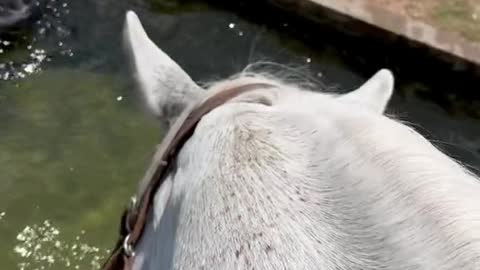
(339, 69), (394, 114)
(123, 11), (204, 121)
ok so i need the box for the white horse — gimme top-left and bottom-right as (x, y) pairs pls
(123, 11), (480, 270)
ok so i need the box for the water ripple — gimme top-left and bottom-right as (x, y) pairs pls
(0, 0), (73, 81)
(14, 220), (109, 270)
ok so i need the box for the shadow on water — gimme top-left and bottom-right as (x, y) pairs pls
(0, 0), (479, 269)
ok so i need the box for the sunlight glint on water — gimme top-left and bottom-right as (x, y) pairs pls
(14, 220), (110, 270)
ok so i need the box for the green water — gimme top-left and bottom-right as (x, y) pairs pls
(0, 69), (160, 269)
(1, 0), (479, 269)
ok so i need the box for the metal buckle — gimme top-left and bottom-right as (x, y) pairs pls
(126, 196), (137, 233)
(129, 196), (137, 210)
(122, 197), (137, 258)
(123, 234), (135, 257)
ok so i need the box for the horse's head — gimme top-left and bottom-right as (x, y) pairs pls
(121, 11), (406, 270)
(119, 11), (480, 270)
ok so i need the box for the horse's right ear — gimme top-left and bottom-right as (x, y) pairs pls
(123, 11), (204, 121)
(338, 69), (394, 114)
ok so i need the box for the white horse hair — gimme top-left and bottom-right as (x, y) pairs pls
(123, 11), (480, 270)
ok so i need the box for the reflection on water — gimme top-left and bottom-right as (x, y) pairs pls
(0, 69), (160, 269)
(14, 220), (108, 270)
(0, 0), (479, 269)
(0, 0), (73, 80)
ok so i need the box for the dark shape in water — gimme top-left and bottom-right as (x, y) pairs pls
(0, 0), (41, 32)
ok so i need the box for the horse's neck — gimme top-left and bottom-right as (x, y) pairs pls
(334, 115), (480, 196)
(326, 115), (480, 267)
(138, 110), (480, 269)
(332, 114), (480, 219)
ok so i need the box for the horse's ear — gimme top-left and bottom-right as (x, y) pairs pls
(123, 11), (204, 120)
(339, 69), (394, 114)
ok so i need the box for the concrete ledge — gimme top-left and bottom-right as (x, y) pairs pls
(268, 0), (480, 67)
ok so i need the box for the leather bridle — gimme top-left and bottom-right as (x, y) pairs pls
(101, 83), (274, 270)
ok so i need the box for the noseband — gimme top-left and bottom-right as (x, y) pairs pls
(102, 83), (274, 270)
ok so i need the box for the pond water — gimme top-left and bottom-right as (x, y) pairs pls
(1, 0), (479, 269)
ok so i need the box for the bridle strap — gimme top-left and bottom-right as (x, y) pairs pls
(101, 82), (274, 270)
